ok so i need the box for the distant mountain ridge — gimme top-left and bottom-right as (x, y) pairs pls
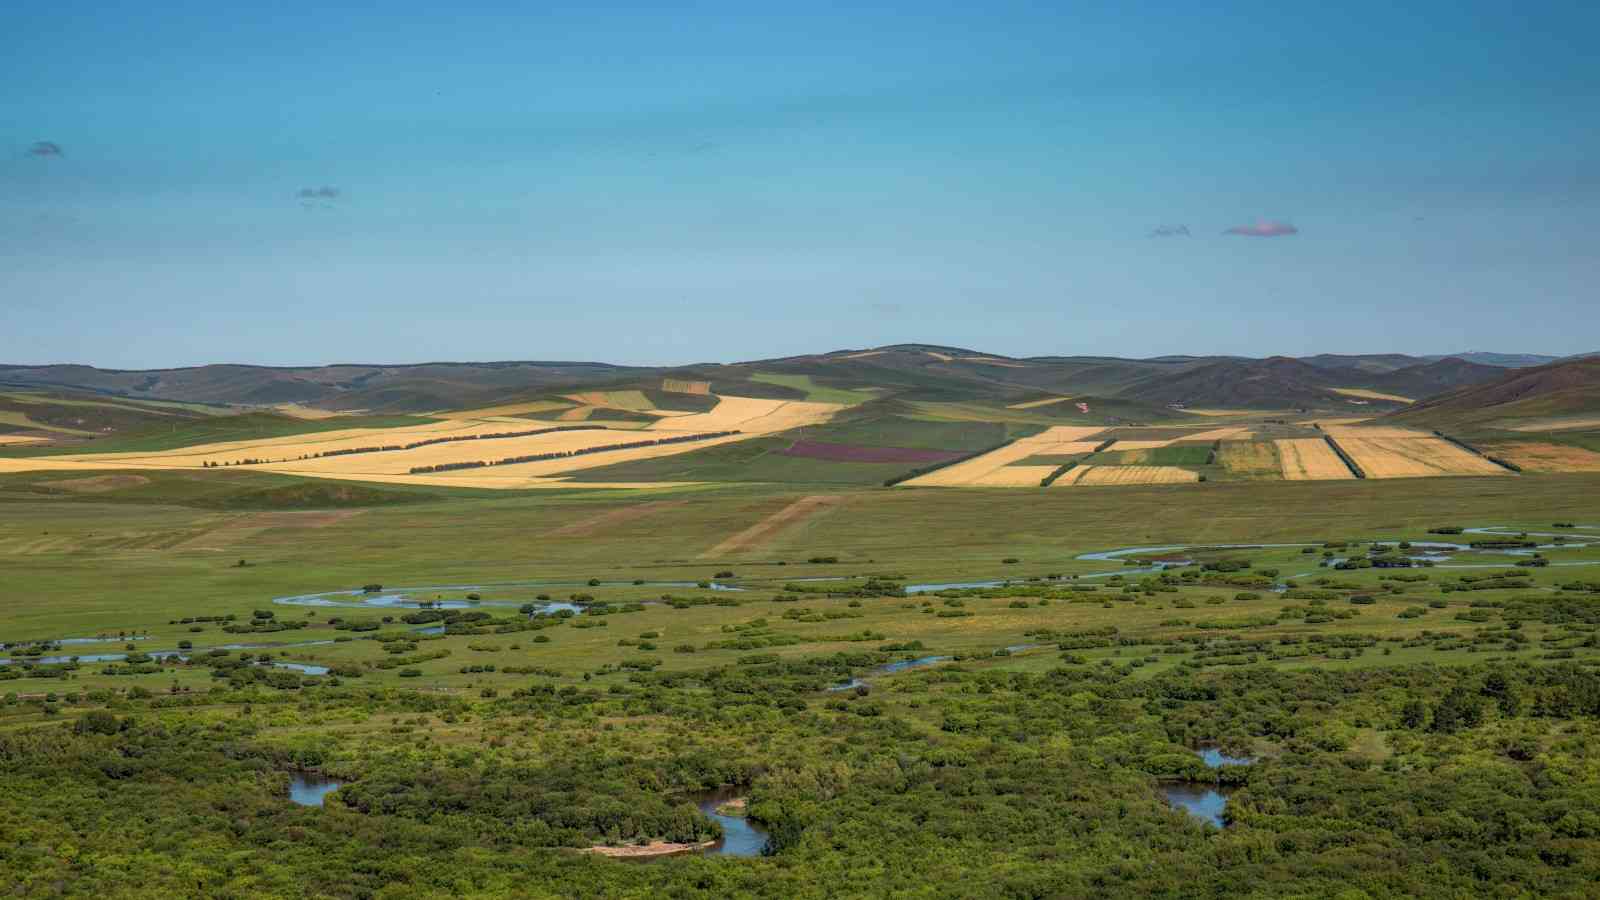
(0, 347), (1555, 413)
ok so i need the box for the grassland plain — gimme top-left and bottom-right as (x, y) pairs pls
(3, 468), (1598, 651)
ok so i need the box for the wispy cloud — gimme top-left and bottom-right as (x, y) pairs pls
(27, 141), (63, 158)
(297, 186), (341, 201)
(1148, 224), (1190, 238)
(1224, 220), (1298, 237)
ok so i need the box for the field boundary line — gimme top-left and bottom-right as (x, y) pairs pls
(1321, 435), (1366, 479)
(1432, 430), (1523, 473)
(884, 438), (1018, 487)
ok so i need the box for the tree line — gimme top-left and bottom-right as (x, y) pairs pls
(409, 431), (741, 474)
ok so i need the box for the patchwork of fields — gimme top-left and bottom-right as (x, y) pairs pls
(902, 426), (1104, 486)
(1, 380), (1595, 494)
(0, 395), (848, 489)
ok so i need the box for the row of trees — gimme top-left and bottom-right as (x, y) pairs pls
(409, 430), (740, 474)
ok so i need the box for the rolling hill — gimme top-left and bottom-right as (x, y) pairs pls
(0, 346), (1534, 423)
(1385, 357), (1600, 430)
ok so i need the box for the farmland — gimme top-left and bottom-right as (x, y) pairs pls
(1479, 441), (1600, 473)
(1217, 440), (1282, 479)
(1329, 387), (1415, 403)
(1275, 438), (1356, 480)
(0, 396), (848, 490)
(901, 426), (1102, 486)
(1069, 464), (1200, 485)
(1326, 428), (1509, 479)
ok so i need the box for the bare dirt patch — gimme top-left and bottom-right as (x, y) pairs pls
(1006, 396), (1072, 410)
(661, 378), (712, 394)
(581, 840), (717, 858)
(702, 495), (846, 557)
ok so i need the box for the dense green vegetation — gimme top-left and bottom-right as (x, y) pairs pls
(4, 655), (1599, 897)
(3, 454), (1600, 896)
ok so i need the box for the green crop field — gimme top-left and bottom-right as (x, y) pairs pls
(749, 373), (878, 405)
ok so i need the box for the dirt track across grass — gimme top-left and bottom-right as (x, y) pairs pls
(701, 495), (846, 557)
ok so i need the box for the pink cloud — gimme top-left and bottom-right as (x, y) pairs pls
(1224, 220), (1298, 237)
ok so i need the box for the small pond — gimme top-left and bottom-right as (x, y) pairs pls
(1161, 745), (1254, 828)
(695, 787), (769, 857)
(828, 654), (951, 691)
(288, 774), (344, 807)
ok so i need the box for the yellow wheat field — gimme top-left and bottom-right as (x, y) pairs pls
(1480, 442), (1600, 473)
(35, 420), (495, 468)
(261, 429), (671, 477)
(646, 396), (844, 434)
(661, 378), (712, 394)
(1048, 466), (1091, 486)
(1330, 387), (1415, 404)
(1180, 427), (1251, 442)
(903, 426), (1104, 486)
(1037, 441), (1105, 454)
(1217, 441), (1282, 478)
(1107, 440), (1173, 450)
(968, 465), (1060, 486)
(1322, 425), (1428, 439)
(1275, 439), (1355, 480)
(1006, 396), (1072, 410)
(925, 351), (954, 361)
(1067, 465), (1199, 486)
(1335, 436), (1509, 478)
(838, 351), (886, 360)
(0, 435), (48, 445)
(557, 406), (596, 421)
(439, 400), (576, 419)
(0, 396), (840, 489)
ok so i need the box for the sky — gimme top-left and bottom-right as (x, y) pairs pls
(4, 1), (1598, 368)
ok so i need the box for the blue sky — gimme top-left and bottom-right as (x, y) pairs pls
(4, 1), (1597, 367)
